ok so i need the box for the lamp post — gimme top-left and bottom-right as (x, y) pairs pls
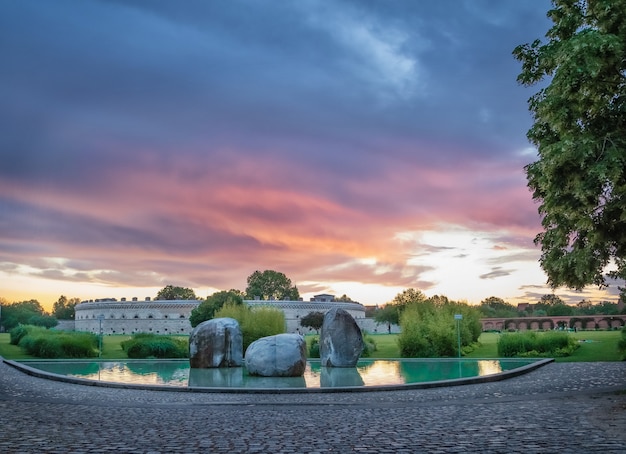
(97, 314), (104, 358)
(454, 314), (463, 359)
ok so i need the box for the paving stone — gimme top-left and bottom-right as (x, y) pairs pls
(0, 359), (624, 453)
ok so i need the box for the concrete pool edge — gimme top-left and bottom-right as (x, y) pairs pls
(2, 357), (554, 394)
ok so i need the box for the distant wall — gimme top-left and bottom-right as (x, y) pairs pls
(74, 298), (373, 335)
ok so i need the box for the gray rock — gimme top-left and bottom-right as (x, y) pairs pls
(245, 333), (307, 377)
(189, 317), (243, 368)
(320, 307), (364, 367)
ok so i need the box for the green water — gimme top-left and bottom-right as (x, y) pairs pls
(21, 358), (538, 389)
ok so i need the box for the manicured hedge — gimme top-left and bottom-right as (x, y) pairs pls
(497, 331), (579, 357)
(121, 333), (188, 359)
(10, 325), (98, 358)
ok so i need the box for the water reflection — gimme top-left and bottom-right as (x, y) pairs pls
(22, 358), (534, 389)
(320, 367), (364, 387)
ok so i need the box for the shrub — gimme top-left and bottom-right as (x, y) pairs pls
(215, 303), (286, 351)
(121, 334), (188, 359)
(397, 298), (482, 358)
(618, 326), (626, 360)
(309, 337), (320, 358)
(14, 326), (98, 358)
(497, 331), (578, 357)
(10, 324), (36, 345)
(361, 333), (377, 358)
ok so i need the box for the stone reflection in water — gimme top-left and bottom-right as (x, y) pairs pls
(245, 375), (307, 388)
(188, 366), (245, 387)
(320, 366), (364, 387)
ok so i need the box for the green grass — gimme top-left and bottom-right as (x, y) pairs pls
(466, 331), (623, 362)
(2, 330), (622, 361)
(0, 333), (36, 359)
(363, 333), (400, 358)
(555, 330), (622, 362)
(464, 333), (499, 358)
(100, 335), (132, 359)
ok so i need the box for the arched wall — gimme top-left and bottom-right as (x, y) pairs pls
(74, 299), (370, 335)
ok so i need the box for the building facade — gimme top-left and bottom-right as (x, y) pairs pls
(73, 294), (388, 335)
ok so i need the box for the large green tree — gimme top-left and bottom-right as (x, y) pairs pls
(52, 295), (81, 320)
(478, 296), (518, 318)
(244, 270), (299, 301)
(300, 311), (325, 332)
(189, 290), (244, 327)
(514, 0), (626, 290)
(374, 288), (429, 327)
(155, 285), (197, 301)
(0, 300), (57, 331)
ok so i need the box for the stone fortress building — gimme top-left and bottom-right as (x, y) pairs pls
(74, 294), (385, 336)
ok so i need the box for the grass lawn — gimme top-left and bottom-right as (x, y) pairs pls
(2, 330), (622, 361)
(466, 330), (623, 362)
(0, 333), (36, 360)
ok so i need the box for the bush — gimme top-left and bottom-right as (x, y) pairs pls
(121, 333), (188, 359)
(397, 299), (482, 358)
(361, 334), (377, 358)
(13, 325), (98, 358)
(618, 326), (626, 360)
(309, 337), (320, 358)
(10, 324), (35, 345)
(497, 331), (578, 357)
(215, 303), (285, 351)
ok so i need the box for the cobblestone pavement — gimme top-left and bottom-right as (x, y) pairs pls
(0, 359), (625, 453)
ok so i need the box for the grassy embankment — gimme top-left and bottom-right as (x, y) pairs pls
(0, 330), (622, 361)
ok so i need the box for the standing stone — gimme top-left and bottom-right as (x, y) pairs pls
(189, 318), (243, 368)
(320, 307), (364, 367)
(245, 333), (307, 377)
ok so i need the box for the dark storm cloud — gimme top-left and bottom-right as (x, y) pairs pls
(3, 0), (579, 305)
(0, 0), (552, 187)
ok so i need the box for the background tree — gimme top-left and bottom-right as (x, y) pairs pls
(300, 311), (325, 332)
(156, 285), (197, 300)
(189, 290), (244, 327)
(514, 0), (626, 290)
(0, 300), (57, 331)
(244, 270), (299, 301)
(334, 294), (354, 302)
(478, 297), (518, 318)
(374, 288), (428, 327)
(52, 295), (81, 319)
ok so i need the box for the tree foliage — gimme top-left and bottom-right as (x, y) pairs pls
(300, 311), (325, 331)
(244, 270), (299, 301)
(398, 297), (482, 358)
(52, 295), (81, 320)
(374, 288), (428, 326)
(0, 300), (57, 331)
(478, 296), (518, 318)
(156, 285), (197, 301)
(189, 290), (244, 328)
(514, 0), (626, 289)
(334, 294), (354, 302)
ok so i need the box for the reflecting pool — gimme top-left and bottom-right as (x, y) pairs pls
(20, 358), (541, 390)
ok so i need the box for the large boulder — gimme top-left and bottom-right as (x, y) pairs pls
(189, 317), (243, 368)
(320, 307), (364, 367)
(245, 333), (307, 377)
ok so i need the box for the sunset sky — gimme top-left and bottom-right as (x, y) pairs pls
(1, 0), (621, 311)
